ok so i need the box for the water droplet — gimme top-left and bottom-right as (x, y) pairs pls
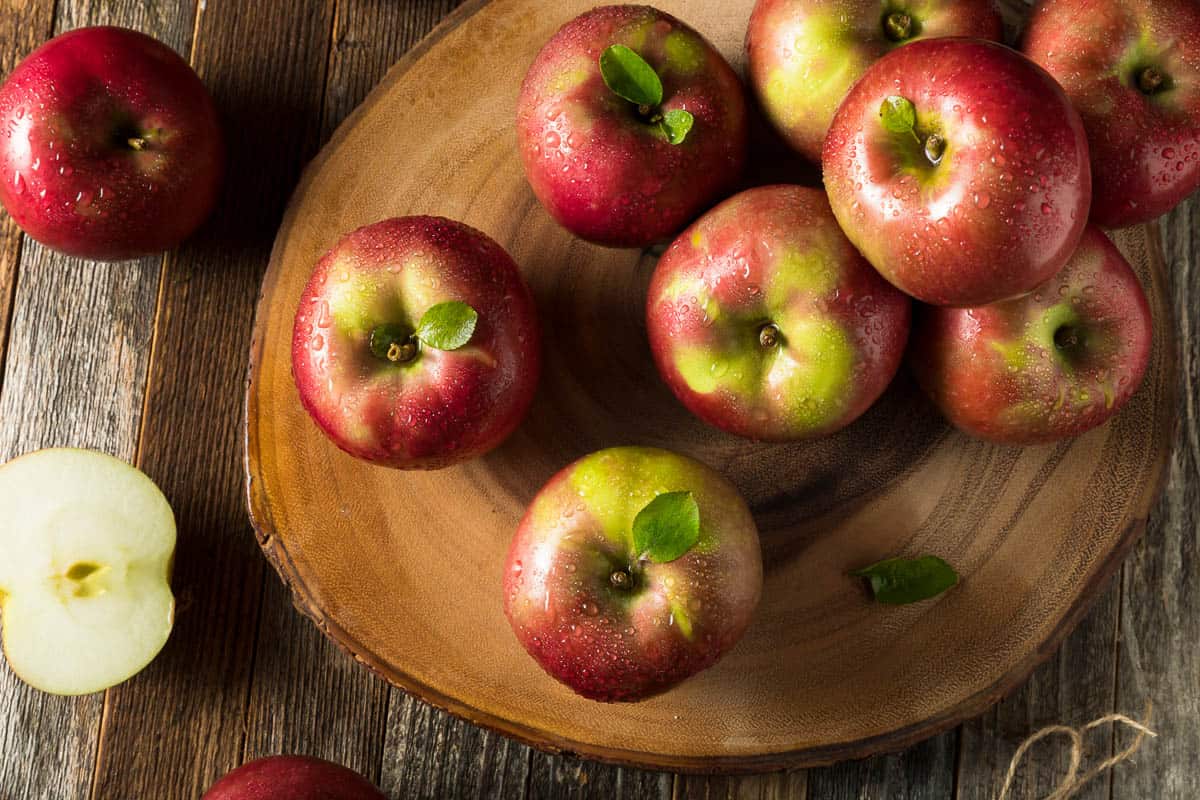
(545, 131), (560, 148)
(974, 192), (991, 209)
(1163, 147), (1176, 159)
(11, 172), (24, 195)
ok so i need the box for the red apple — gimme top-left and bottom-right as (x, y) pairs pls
(202, 755), (385, 800)
(645, 184), (910, 441)
(909, 225), (1152, 444)
(822, 38), (1092, 307)
(746, 0), (1002, 163)
(0, 26), (223, 260)
(292, 216), (541, 470)
(504, 446), (762, 702)
(1023, 0), (1200, 228)
(516, 5), (747, 248)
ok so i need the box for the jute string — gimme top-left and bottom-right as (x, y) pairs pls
(996, 703), (1156, 800)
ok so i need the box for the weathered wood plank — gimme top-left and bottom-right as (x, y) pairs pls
(88, 1), (337, 797)
(524, 752), (673, 800)
(0, 3), (192, 799)
(380, 695), (531, 799)
(674, 771), (807, 799)
(1110, 197), (1200, 798)
(0, 0), (53, 389)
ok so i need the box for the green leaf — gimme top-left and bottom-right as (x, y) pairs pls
(632, 491), (700, 563)
(415, 301), (478, 351)
(853, 555), (958, 605)
(660, 109), (694, 145)
(600, 44), (663, 107)
(880, 95), (917, 134)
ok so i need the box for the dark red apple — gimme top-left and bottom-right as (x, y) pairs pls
(516, 5), (747, 248)
(202, 755), (385, 800)
(909, 225), (1152, 444)
(823, 38), (1092, 307)
(1023, 0), (1200, 228)
(746, 0), (1002, 163)
(504, 446), (762, 702)
(292, 216), (541, 470)
(646, 184), (911, 441)
(0, 26), (223, 260)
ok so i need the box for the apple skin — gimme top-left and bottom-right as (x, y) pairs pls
(646, 185), (911, 441)
(516, 5), (748, 248)
(292, 216), (541, 470)
(504, 447), (762, 702)
(1023, 0), (1200, 228)
(201, 756), (386, 800)
(823, 38), (1093, 307)
(0, 27), (224, 260)
(746, 0), (1002, 163)
(909, 225), (1152, 444)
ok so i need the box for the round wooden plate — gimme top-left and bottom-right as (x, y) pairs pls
(244, 0), (1178, 772)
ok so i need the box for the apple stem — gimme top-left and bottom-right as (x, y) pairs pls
(1137, 67), (1166, 95)
(127, 137), (148, 151)
(387, 341), (418, 363)
(883, 11), (914, 42)
(610, 569), (632, 590)
(758, 323), (781, 349)
(924, 133), (946, 166)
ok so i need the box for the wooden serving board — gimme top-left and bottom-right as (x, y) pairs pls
(244, 0), (1178, 772)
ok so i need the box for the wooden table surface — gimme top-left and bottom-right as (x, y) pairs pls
(0, 1), (1195, 798)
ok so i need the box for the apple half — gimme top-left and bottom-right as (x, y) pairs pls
(0, 448), (175, 695)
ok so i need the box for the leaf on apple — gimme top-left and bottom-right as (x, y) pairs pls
(632, 490), (700, 563)
(660, 109), (694, 145)
(600, 44), (663, 108)
(415, 301), (478, 351)
(880, 95), (917, 134)
(852, 555), (958, 605)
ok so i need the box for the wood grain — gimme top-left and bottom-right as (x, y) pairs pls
(0, 3), (190, 799)
(89, 1), (338, 798)
(1111, 196), (1200, 800)
(244, 0), (1177, 773)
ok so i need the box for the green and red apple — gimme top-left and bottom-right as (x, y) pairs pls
(746, 0), (1002, 162)
(0, 27), (223, 260)
(0, 448), (175, 695)
(292, 216), (541, 470)
(202, 756), (386, 800)
(1023, 0), (1200, 228)
(910, 225), (1153, 444)
(504, 447), (762, 702)
(823, 38), (1093, 307)
(646, 184), (911, 441)
(517, 5), (748, 248)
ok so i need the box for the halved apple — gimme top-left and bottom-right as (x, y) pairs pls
(0, 448), (175, 695)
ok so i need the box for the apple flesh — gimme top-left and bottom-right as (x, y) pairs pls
(504, 446), (762, 702)
(292, 216), (541, 470)
(1023, 0), (1200, 228)
(646, 184), (911, 441)
(202, 756), (386, 800)
(0, 26), (224, 260)
(823, 38), (1092, 307)
(517, 5), (748, 248)
(909, 225), (1153, 444)
(0, 448), (175, 695)
(746, 0), (1002, 163)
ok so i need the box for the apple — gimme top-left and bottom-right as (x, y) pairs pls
(504, 446), (762, 702)
(645, 184), (911, 441)
(746, 0), (1003, 163)
(0, 26), (224, 261)
(822, 38), (1092, 307)
(909, 225), (1152, 444)
(516, 5), (748, 248)
(0, 448), (175, 695)
(202, 756), (385, 800)
(292, 216), (541, 470)
(1023, 0), (1200, 228)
